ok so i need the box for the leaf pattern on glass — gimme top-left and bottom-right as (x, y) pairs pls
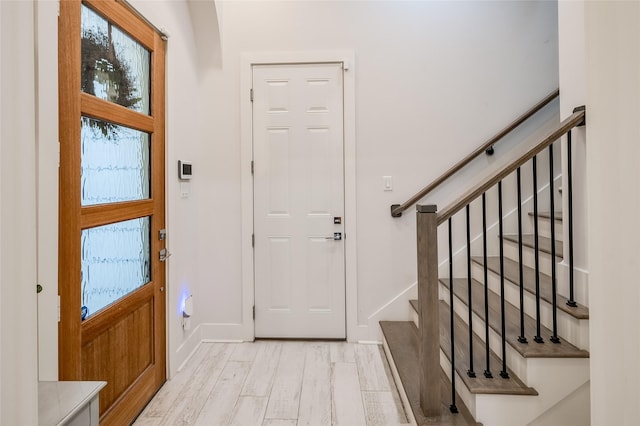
(81, 4), (150, 128)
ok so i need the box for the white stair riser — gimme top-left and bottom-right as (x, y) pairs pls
(439, 349), (478, 419)
(469, 262), (588, 349)
(445, 234), (587, 310)
(414, 291), (550, 381)
(556, 261), (590, 307)
(529, 216), (563, 240)
(502, 239), (559, 275)
(441, 283), (530, 380)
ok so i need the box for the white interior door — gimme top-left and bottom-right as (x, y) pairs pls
(253, 63), (345, 338)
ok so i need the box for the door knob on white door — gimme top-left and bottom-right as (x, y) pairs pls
(325, 233), (342, 241)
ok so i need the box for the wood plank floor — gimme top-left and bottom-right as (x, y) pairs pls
(134, 341), (410, 426)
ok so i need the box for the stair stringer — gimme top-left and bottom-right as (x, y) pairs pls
(441, 354), (589, 426)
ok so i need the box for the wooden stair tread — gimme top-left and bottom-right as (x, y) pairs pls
(380, 321), (482, 426)
(503, 234), (563, 257)
(528, 211), (562, 221)
(472, 256), (589, 319)
(438, 301), (537, 395)
(440, 278), (589, 358)
(401, 306), (536, 395)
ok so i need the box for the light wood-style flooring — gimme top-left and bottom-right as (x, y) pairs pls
(134, 341), (410, 426)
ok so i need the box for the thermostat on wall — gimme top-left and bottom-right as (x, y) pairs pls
(178, 161), (193, 180)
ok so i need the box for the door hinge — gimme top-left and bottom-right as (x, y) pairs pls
(250, 88), (254, 102)
(251, 160), (254, 175)
(252, 233), (255, 248)
(57, 295), (61, 322)
(253, 305), (256, 320)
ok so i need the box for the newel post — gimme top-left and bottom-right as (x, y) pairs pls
(416, 204), (441, 417)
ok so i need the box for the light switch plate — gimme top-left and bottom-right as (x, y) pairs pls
(180, 182), (189, 198)
(383, 176), (393, 191)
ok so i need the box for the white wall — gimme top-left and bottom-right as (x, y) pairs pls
(36, 0), (60, 381)
(558, 0), (588, 306)
(1, 2), (4, 419)
(585, 2), (640, 424)
(196, 0), (559, 339)
(1, 0), (39, 423)
(127, 0), (216, 375)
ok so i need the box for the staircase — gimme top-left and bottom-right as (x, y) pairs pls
(381, 102), (589, 426)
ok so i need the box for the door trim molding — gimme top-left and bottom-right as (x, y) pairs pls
(240, 51), (357, 342)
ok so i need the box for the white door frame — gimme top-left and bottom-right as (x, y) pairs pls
(240, 51), (357, 342)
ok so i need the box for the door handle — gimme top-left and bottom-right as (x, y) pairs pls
(159, 248), (172, 262)
(325, 232), (342, 241)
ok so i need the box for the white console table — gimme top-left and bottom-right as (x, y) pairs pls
(38, 381), (106, 426)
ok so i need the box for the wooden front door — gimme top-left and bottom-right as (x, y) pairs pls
(58, 1), (166, 423)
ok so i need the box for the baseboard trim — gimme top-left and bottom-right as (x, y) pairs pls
(200, 322), (251, 341)
(174, 324), (202, 375)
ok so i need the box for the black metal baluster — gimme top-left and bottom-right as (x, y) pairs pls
(482, 193), (493, 378)
(517, 167), (528, 344)
(448, 218), (459, 414)
(498, 182), (510, 378)
(549, 144), (560, 343)
(466, 205), (476, 378)
(566, 131), (578, 308)
(533, 156), (544, 343)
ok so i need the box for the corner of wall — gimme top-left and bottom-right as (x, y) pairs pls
(187, 0), (222, 68)
(173, 324), (202, 375)
(362, 282), (417, 343)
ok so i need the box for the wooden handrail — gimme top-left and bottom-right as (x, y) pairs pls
(436, 108), (585, 225)
(391, 89), (560, 218)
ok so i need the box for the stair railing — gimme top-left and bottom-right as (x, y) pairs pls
(391, 89), (559, 218)
(416, 107), (585, 415)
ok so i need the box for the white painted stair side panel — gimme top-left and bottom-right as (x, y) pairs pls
(471, 358), (589, 426)
(527, 381), (590, 426)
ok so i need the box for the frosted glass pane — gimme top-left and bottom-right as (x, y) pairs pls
(81, 217), (151, 319)
(81, 117), (150, 206)
(81, 4), (150, 114)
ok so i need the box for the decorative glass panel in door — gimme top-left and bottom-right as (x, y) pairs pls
(81, 4), (150, 114)
(81, 117), (150, 206)
(81, 216), (151, 319)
